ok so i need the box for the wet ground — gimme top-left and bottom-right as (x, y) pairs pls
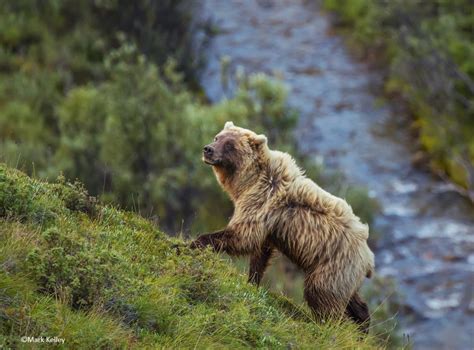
(199, 1), (474, 348)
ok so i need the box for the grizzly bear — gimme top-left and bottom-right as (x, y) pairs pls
(191, 122), (375, 333)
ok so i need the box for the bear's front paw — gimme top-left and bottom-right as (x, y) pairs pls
(189, 237), (207, 249)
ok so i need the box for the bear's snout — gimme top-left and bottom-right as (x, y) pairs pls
(203, 145), (214, 157)
(203, 144), (219, 165)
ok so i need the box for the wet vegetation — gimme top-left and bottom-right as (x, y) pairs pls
(323, 0), (474, 200)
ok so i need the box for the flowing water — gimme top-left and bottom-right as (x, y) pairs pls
(199, 1), (474, 348)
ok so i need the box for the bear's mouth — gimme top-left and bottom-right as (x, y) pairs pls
(202, 155), (221, 166)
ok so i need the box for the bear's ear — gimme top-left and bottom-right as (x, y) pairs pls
(252, 134), (267, 146)
(224, 121), (235, 130)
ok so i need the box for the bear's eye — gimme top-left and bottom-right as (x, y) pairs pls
(214, 136), (218, 142)
(224, 142), (234, 151)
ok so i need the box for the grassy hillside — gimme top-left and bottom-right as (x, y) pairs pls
(0, 164), (380, 349)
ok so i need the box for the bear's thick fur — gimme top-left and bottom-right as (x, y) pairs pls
(192, 122), (375, 332)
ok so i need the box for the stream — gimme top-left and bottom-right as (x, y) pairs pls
(198, 1), (474, 348)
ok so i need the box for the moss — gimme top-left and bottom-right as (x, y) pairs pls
(0, 164), (382, 349)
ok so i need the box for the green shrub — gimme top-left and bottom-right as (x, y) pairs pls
(0, 0), (210, 199)
(25, 226), (117, 309)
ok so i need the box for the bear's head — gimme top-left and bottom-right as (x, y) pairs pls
(202, 121), (268, 195)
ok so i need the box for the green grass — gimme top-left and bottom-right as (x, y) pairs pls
(0, 164), (381, 349)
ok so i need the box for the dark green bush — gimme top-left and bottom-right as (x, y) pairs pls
(25, 226), (116, 309)
(0, 0), (207, 181)
(0, 167), (56, 224)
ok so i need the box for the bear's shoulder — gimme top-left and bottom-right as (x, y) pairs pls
(267, 150), (304, 180)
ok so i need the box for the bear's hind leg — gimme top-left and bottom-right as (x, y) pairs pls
(345, 292), (370, 334)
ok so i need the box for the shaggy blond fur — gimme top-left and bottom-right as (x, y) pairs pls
(193, 122), (375, 330)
